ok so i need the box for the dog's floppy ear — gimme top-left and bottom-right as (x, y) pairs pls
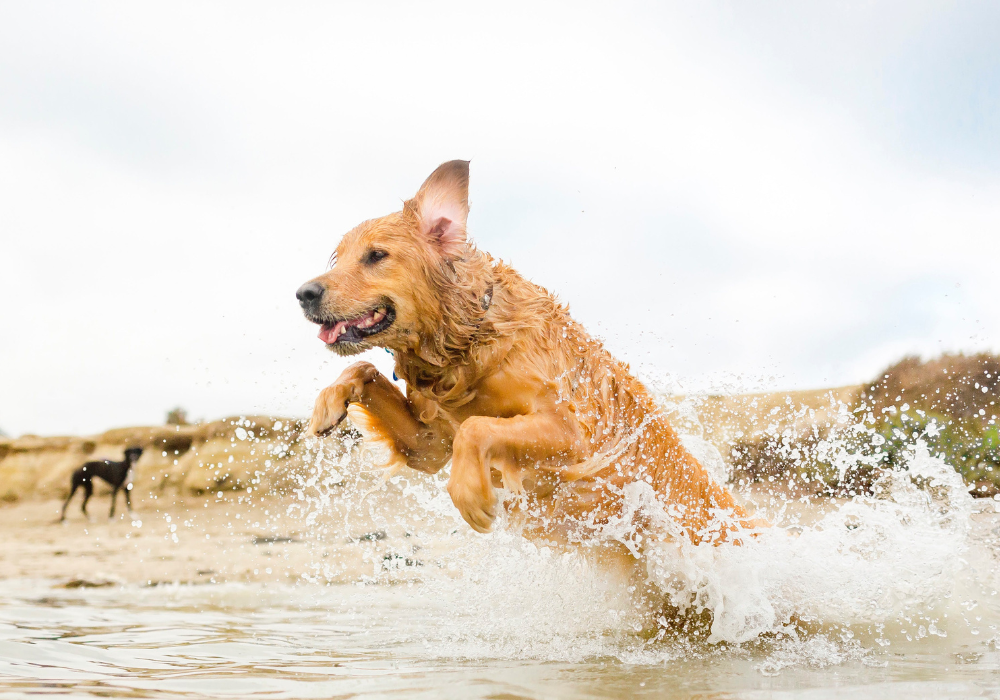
(407, 160), (470, 258)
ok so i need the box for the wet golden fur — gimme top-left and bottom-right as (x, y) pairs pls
(300, 161), (755, 544)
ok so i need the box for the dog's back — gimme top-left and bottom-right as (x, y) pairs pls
(471, 264), (752, 542)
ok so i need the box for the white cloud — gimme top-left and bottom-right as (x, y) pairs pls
(1, 1), (998, 435)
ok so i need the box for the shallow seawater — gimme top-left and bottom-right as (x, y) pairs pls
(1, 578), (999, 700)
(4, 426), (1000, 697)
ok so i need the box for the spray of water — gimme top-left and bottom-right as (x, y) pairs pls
(287, 392), (1000, 667)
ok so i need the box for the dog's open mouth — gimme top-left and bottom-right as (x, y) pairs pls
(317, 305), (395, 345)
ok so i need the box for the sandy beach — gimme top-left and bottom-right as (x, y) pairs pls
(1, 495), (307, 586)
(0, 485), (461, 587)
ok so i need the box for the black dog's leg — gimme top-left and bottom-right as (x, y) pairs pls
(109, 488), (118, 519)
(124, 486), (133, 514)
(80, 481), (94, 517)
(60, 483), (78, 522)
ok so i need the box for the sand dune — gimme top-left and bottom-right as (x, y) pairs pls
(0, 386), (862, 505)
(0, 416), (308, 503)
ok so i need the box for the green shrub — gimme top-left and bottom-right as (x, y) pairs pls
(728, 353), (1000, 498)
(872, 409), (1000, 489)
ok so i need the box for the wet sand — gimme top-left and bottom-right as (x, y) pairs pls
(0, 490), (451, 586)
(1, 495), (305, 585)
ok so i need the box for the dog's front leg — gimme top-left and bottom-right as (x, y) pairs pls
(309, 362), (447, 471)
(309, 362), (382, 437)
(449, 413), (583, 533)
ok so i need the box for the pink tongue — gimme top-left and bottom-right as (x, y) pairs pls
(318, 321), (348, 344)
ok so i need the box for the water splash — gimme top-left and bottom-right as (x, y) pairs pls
(288, 400), (1000, 668)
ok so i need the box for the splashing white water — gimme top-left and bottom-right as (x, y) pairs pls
(290, 407), (1000, 666)
(644, 443), (992, 645)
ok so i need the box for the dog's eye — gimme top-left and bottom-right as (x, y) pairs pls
(364, 249), (389, 265)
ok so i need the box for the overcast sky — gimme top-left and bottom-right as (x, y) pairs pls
(2, 1), (999, 436)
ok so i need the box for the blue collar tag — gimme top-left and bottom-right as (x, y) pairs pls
(385, 348), (398, 381)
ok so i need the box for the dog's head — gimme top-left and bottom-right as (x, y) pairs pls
(124, 446), (143, 463)
(296, 160), (472, 356)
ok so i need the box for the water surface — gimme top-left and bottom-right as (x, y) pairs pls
(2, 578), (999, 699)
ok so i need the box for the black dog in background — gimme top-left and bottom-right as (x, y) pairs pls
(60, 446), (143, 521)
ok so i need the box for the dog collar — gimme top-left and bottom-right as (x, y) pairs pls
(481, 283), (493, 312)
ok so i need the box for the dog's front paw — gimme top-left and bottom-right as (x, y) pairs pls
(447, 479), (496, 534)
(309, 362), (380, 437)
(309, 385), (351, 437)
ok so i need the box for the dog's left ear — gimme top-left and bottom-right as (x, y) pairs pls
(407, 160), (470, 259)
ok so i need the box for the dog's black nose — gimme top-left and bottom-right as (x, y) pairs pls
(296, 281), (325, 309)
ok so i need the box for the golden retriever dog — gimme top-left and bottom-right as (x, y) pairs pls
(296, 161), (756, 545)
